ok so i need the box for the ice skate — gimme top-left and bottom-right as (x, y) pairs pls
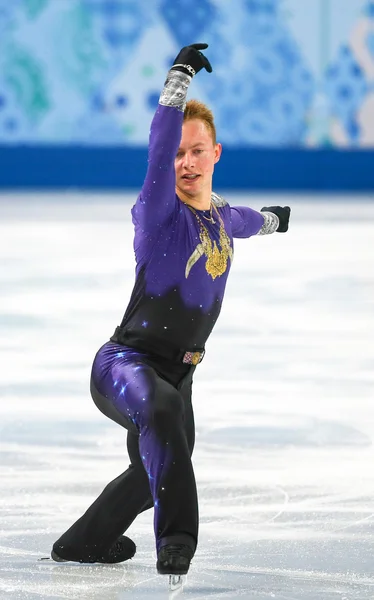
(48, 535), (136, 564)
(157, 544), (193, 593)
(168, 573), (187, 595)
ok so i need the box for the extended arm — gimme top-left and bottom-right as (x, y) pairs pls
(231, 205), (291, 238)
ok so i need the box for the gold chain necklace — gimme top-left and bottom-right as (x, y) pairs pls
(185, 202), (233, 280)
(201, 202), (215, 223)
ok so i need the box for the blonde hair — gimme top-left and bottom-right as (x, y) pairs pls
(183, 99), (217, 145)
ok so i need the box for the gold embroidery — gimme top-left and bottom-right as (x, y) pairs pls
(185, 203), (233, 280)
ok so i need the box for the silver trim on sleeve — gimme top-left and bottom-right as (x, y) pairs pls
(211, 191), (228, 207)
(159, 70), (192, 111)
(258, 211), (280, 235)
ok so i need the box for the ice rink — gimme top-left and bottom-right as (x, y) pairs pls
(1, 193), (374, 600)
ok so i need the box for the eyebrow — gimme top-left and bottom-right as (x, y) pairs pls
(177, 143), (205, 151)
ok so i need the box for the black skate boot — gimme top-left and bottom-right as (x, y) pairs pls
(156, 544), (193, 575)
(51, 535), (136, 564)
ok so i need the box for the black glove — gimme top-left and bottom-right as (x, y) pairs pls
(171, 43), (212, 77)
(261, 206), (291, 232)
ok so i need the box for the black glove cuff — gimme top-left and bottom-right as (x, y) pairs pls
(170, 64), (196, 77)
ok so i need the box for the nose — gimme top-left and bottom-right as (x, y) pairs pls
(182, 151), (195, 169)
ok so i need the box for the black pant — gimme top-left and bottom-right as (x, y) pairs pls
(52, 342), (198, 561)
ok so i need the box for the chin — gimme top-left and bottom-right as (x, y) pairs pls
(178, 187), (192, 198)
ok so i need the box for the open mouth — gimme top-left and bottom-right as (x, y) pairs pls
(182, 174), (200, 181)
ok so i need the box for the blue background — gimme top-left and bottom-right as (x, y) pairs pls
(1, 0), (374, 191)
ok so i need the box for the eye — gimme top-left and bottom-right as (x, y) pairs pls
(194, 149), (203, 154)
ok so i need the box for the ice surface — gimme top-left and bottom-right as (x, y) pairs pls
(1, 193), (374, 600)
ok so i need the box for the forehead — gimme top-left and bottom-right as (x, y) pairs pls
(180, 119), (213, 145)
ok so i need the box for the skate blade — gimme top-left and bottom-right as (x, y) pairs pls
(38, 555), (67, 563)
(168, 574), (186, 594)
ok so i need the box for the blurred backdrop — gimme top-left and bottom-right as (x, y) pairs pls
(0, 0), (373, 191)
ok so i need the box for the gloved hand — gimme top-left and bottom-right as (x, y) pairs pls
(171, 43), (213, 77)
(261, 206), (291, 232)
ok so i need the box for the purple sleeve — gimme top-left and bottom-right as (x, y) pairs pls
(132, 104), (183, 232)
(230, 206), (265, 238)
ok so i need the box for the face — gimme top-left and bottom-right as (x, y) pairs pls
(175, 119), (222, 202)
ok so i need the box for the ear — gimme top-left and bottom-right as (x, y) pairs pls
(214, 142), (222, 164)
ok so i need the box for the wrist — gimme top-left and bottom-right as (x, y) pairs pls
(171, 64), (196, 77)
(258, 211), (280, 235)
(159, 69), (192, 111)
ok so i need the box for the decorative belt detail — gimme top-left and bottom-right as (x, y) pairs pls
(110, 326), (206, 366)
(182, 350), (205, 365)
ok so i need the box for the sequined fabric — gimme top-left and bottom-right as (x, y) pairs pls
(159, 70), (191, 111)
(211, 191), (228, 208)
(258, 211), (279, 235)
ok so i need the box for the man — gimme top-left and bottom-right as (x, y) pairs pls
(51, 43), (290, 578)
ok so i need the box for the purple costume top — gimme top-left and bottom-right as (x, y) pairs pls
(113, 71), (275, 354)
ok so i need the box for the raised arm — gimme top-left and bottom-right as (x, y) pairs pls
(133, 76), (188, 233)
(132, 44), (213, 234)
(231, 205), (291, 238)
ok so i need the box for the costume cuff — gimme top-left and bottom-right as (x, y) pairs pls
(159, 70), (191, 112)
(257, 211), (280, 235)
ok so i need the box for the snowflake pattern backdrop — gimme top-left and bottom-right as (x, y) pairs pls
(0, 0), (373, 147)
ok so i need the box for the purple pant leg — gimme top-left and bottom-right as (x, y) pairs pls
(92, 343), (198, 553)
